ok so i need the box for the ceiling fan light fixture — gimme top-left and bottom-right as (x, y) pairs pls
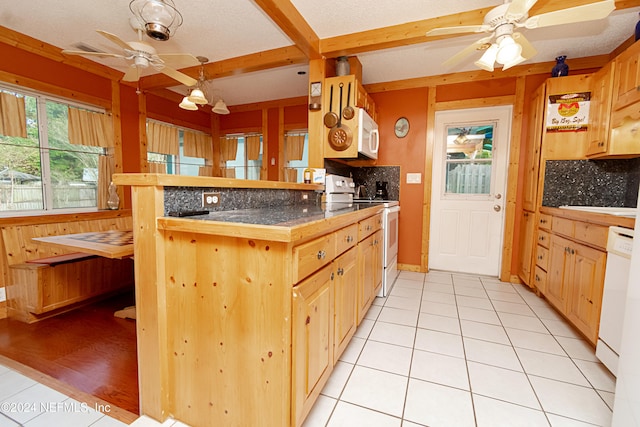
(474, 43), (499, 72)
(213, 99), (230, 115)
(495, 35), (522, 65)
(129, 0), (183, 41)
(187, 88), (208, 105)
(179, 96), (198, 111)
(502, 54), (526, 70)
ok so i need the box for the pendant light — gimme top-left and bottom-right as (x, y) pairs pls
(179, 94), (198, 111)
(213, 99), (230, 115)
(187, 56), (209, 105)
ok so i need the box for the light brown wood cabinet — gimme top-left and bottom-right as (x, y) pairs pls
(517, 210), (535, 286)
(522, 84), (545, 212)
(333, 247), (358, 361)
(537, 211), (608, 345)
(612, 40), (640, 112)
(586, 61), (615, 157)
(357, 214), (382, 323)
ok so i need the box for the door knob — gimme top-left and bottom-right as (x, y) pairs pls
(493, 205), (501, 212)
(495, 193), (502, 200)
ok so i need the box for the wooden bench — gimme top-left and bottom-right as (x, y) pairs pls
(0, 213), (134, 323)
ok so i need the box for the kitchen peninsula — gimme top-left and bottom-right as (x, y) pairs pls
(112, 174), (385, 427)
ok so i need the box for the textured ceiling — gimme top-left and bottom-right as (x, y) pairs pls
(1, 1), (639, 106)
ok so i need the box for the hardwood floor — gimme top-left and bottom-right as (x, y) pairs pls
(0, 291), (139, 414)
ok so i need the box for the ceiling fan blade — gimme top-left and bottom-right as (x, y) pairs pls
(96, 30), (135, 51)
(157, 53), (201, 68)
(427, 25), (490, 37)
(158, 66), (198, 87)
(443, 35), (494, 67)
(523, 0), (615, 29)
(513, 32), (537, 59)
(61, 49), (124, 59)
(122, 66), (141, 82)
(505, 0), (538, 21)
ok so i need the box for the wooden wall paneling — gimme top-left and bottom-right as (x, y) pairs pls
(307, 59), (328, 168)
(131, 184), (168, 421)
(211, 114), (222, 177)
(279, 106), (285, 181)
(138, 93), (149, 172)
(420, 87), (436, 272)
(161, 230), (292, 426)
(501, 77), (527, 282)
(262, 108), (269, 180)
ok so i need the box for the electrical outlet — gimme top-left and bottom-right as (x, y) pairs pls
(302, 194), (308, 200)
(202, 192), (221, 209)
(0, 287), (6, 303)
(406, 173), (422, 184)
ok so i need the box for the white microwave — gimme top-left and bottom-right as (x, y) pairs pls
(357, 108), (379, 159)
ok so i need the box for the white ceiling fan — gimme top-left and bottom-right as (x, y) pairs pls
(62, 23), (200, 86)
(426, 0), (616, 71)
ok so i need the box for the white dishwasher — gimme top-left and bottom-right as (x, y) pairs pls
(596, 225), (634, 376)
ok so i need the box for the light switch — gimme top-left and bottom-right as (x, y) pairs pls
(406, 173), (422, 184)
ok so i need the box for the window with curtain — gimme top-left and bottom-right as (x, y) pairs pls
(221, 134), (262, 180)
(146, 120), (209, 176)
(0, 85), (110, 213)
(284, 131), (308, 183)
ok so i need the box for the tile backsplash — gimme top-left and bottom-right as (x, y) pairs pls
(324, 159), (401, 201)
(542, 158), (640, 207)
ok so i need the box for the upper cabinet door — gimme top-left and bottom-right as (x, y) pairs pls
(613, 41), (640, 111)
(522, 83), (545, 212)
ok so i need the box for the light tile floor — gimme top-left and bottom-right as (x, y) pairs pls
(0, 270), (615, 427)
(303, 270), (616, 427)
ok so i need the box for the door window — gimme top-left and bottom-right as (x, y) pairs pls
(444, 124), (494, 196)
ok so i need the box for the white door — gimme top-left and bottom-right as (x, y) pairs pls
(429, 106), (511, 276)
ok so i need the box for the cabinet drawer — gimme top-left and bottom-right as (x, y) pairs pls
(533, 266), (547, 293)
(574, 221), (608, 250)
(538, 213), (552, 231)
(552, 217), (574, 237)
(537, 230), (550, 248)
(535, 245), (549, 271)
(336, 224), (358, 256)
(358, 214), (382, 241)
(293, 233), (336, 283)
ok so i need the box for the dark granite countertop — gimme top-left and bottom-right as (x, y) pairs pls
(164, 202), (386, 227)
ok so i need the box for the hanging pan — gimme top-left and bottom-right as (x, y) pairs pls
(323, 85), (338, 128)
(328, 82), (353, 151)
(342, 82), (355, 120)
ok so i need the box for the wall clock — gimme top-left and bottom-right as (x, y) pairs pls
(395, 117), (409, 138)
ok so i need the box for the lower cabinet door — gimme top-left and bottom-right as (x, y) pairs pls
(292, 264), (333, 426)
(334, 247), (358, 361)
(546, 235), (572, 312)
(358, 233), (375, 324)
(566, 243), (606, 344)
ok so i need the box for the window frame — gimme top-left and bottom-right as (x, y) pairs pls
(0, 83), (108, 216)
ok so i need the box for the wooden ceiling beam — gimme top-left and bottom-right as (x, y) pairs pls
(138, 45), (308, 90)
(320, 0), (640, 58)
(364, 54), (610, 93)
(253, 0), (321, 59)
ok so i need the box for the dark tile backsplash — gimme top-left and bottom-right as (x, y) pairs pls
(542, 159), (640, 207)
(324, 159), (401, 200)
(164, 187), (318, 215)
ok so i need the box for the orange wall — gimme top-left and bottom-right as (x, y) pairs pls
(371, 88), (428, 267)
(0, 43), (111, 101)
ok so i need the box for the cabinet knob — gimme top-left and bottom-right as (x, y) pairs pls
(538, 255), (543, 260)
(538, 236), (545, 241)
(540, 219), (547, 224)
(317, 250), (326, 260)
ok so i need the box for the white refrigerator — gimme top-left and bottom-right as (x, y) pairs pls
(612, 186), (640, 426)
